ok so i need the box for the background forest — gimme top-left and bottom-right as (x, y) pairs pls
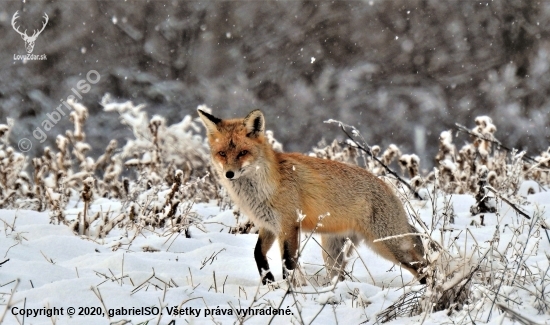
(1, 0), (549, 167)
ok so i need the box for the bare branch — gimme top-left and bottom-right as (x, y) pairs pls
(326, 119), (421, 199)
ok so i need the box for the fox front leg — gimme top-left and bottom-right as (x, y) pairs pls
(254, 228), (276, 284)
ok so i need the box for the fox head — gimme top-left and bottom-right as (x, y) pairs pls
(197, 109), (268, 181)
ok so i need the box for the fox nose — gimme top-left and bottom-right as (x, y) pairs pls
(225, 171), (235, 179)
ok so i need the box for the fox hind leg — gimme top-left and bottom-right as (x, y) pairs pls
(321, 234), (360, 282)
(385, 225), (426, 284)
(366, 228), (426, 284)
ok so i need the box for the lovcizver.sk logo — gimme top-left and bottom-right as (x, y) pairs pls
(12, 11), (48, 61)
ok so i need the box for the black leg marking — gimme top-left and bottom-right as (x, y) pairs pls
(254, 236), (274, 284)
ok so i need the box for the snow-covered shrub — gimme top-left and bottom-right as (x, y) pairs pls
(0, 119), (31, 209)
(0, 95), (226, 242)
(310, 138), (361, 166)
(101, 94), (211, 178)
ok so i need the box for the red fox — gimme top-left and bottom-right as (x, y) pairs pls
(197, 109), (426, 284)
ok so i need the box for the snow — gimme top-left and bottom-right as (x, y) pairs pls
(1, 183), (550, 324)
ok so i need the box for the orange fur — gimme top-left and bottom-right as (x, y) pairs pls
(198, 109), (426, 284)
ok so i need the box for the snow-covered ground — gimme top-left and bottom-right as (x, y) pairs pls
(1, 184), (550, 325)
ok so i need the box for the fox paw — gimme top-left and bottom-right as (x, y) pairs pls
(261, 272), (275, 285)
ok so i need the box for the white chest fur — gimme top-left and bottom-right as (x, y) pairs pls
(220, 167), (281, 234)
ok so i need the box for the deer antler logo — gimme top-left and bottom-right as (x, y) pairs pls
(12, 11), (49, 54)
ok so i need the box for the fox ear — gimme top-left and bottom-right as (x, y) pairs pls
(197, 109), (221, 134)
(244, 110), (265, 138)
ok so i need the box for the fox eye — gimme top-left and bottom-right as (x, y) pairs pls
(218, 151), (226, 157)
(238, 150), (248, 157)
